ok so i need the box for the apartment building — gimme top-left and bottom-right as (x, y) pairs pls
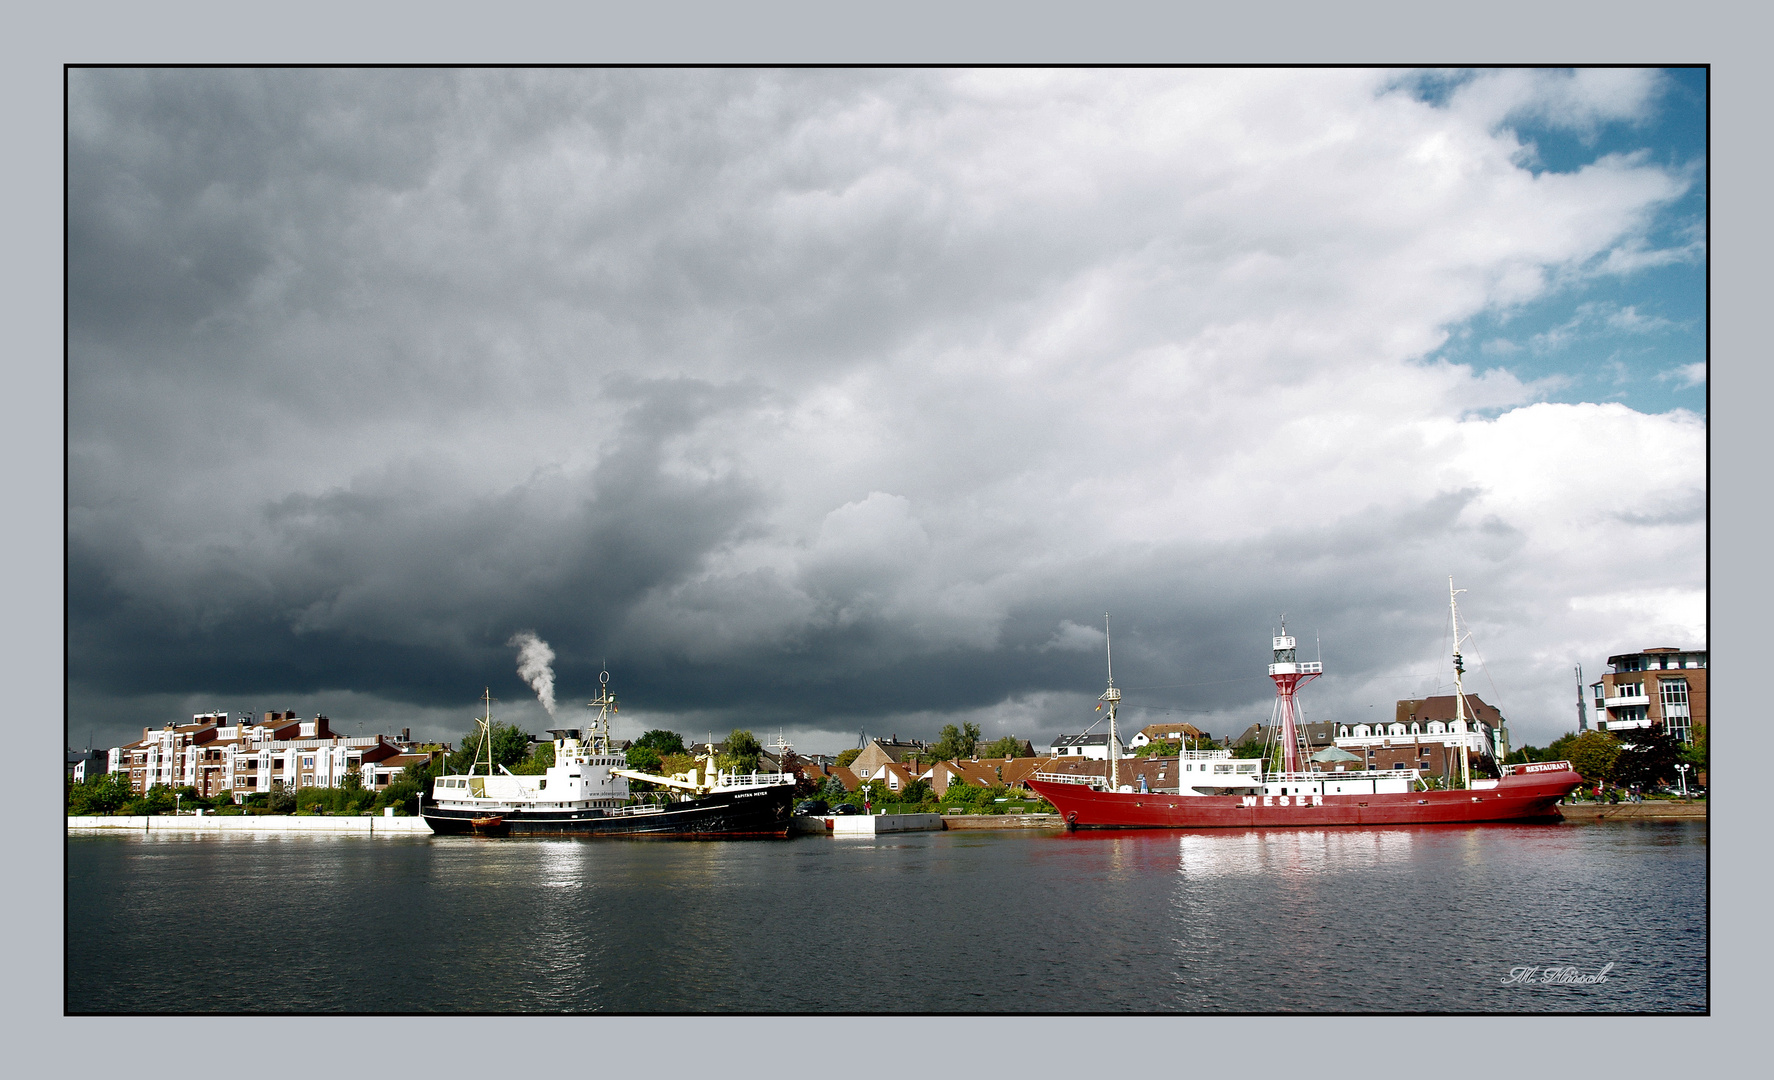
(1332, 695), (1508, 778)
(1589, 647), (1707, 743)
(109, 713), (425, 798)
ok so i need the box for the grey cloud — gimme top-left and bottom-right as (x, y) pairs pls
(68, 69), (1703, 755)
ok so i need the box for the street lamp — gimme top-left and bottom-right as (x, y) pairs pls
(1675, 763), (1691, 798)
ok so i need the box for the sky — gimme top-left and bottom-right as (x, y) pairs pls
(66, 67), (1706, 757)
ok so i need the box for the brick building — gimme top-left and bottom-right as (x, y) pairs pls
(1332, 695), (1507, 779)
(1127, 722), (1209, 749)
(1589, 647), (1707, 744)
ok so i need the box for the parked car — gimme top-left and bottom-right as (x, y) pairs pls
(828, 803), (860, 815)
(794, 799), (829, 816)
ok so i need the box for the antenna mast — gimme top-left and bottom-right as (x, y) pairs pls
(1575, 664), (1589, 732)
(585, 669), (617, 756)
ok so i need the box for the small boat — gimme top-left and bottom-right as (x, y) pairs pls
(422, 672), (795, 838)
(1028, 588), (1586, 829)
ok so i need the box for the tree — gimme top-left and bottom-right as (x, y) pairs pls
(1546, 731), (1580, 762)
(451, 721), (533, 773)
(377, 755), (439, 815)
(67, 771), (134, 815)
(1135, 740), (1181, 759)
(819, 775), (851, 801)
(1679, 721), (1707, 773)
(511, 740), (555, 775)
(894, 779), (933, 806)
(1565, 731), (1622, 786)
(633, 729), (687, 756)
(265, 784), (296, 813)
(1615, 725), (1682, 789)
(718, 729), (762, 773)
(932, 722), (981, 761)
(624, 745), (664, 775)
(860, 779), (891, 808)
(834, 748), (862, 768)
(1229, 736), (1267, 761)
(981, 736), (1030, 759)
(939, 776), (992, 809)
(659, 752), (698, 779)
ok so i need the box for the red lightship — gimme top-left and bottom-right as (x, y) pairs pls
(1028, 587), (1585, 829)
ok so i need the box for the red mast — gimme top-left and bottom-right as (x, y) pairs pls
(1267, 620), (1322, 775)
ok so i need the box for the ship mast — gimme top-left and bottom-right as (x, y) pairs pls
(475, 688), (494, 777)
(1449, 578), (1470, 789)
(1101, 612), (1121, 791)
(1267, 617), (1322, 776)
(585, 669), (617, 757)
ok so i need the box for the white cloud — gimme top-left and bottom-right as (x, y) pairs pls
(1658, 362), (1706, 387)
(1447, 68), (1662, 137)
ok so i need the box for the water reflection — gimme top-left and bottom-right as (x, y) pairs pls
(1175, 828), (1421, 878)
(67, 825), (1706, 1013)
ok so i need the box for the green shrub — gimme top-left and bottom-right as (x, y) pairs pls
(67, 772), (134, 816)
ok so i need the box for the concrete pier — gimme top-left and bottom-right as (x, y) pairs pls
(791, 813), (946, 835)
(67, 814), (432, 834)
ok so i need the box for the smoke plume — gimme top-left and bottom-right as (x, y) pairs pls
(508, 631), (557, 718)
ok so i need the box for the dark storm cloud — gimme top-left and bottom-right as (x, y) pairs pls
(68, 69), (1703, 753)
(70, 374), (765, 703)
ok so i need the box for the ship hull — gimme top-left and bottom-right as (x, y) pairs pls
(1027, 767), (1584, 830)
(423, 784), (794, 838)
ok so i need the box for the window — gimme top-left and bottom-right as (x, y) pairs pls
(1660, 679), (1692, 743)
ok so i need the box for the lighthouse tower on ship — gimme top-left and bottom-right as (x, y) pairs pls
(1267, 620), (1322, 775)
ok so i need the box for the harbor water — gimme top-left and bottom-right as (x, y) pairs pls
(66, 820), (1705, 1013)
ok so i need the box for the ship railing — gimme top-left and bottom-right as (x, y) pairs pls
(715, 770), (793, 789)
(1179, 750), (1231, 760)
(1265, 770), (1424, 783)
(604, 802), (669, 817)
(1032, 771), (1106, 788)
(1504, 760), (1575, 777)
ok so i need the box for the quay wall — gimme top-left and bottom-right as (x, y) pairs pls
(67, 815), (431, 835)
(1558, 801), (1707, 822)
(941, 813), (1063, 830)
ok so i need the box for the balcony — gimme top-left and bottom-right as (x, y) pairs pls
(1606, 694), (1651, 707)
